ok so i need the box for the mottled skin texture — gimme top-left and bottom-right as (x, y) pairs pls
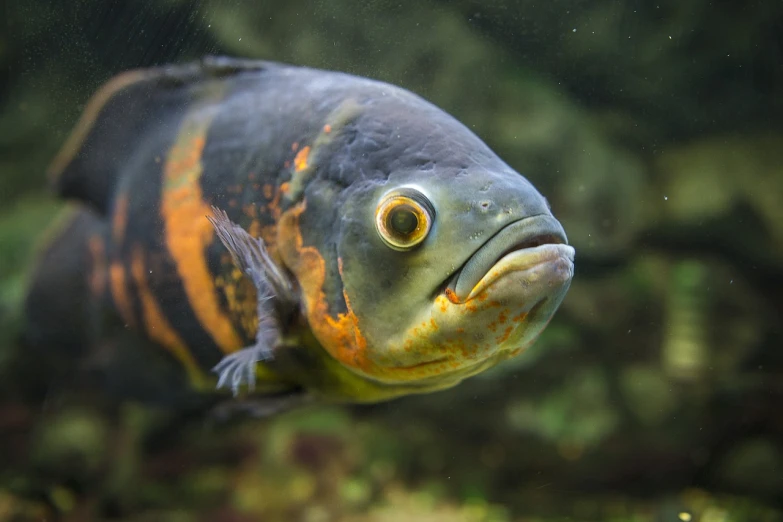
(26, 57), (573, 406)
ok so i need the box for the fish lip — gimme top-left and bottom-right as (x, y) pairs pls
(465, 243), (575, 302)
(446, 214), (571, 302)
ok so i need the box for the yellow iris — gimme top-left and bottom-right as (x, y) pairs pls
(375, 189), (434, 251)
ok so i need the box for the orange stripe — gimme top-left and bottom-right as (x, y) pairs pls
(109, 261), (135, 327)
(112, 192), (130, 242)
(130, 245), (206, 388)
(161, 106), (244, 354)
(278, 202), (370, 371)
(294, 145), (310, 172)
(108, 186), (135, 326)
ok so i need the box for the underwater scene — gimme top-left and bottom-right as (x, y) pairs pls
(1, 1), (782, 520)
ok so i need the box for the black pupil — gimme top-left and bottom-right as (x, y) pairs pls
(389, 206), (419, 236)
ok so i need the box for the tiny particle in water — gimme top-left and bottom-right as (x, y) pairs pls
(664, 195), (668, 200)
(572, 28), (577, 32)
(678, 513), (692, 522)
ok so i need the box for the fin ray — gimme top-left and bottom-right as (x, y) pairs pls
(208, 206), (298, 396)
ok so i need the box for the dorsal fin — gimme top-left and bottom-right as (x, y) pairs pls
(49, 56), (269, 214)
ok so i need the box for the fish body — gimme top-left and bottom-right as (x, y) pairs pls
(23, 57), (574, 408)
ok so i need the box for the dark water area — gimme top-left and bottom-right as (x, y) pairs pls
(1, 1), (782, 520)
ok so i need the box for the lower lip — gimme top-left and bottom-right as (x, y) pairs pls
(466, 243), (575, 301)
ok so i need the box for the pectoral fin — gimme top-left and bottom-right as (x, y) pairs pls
(207, 207), (295, 396)
(208, 207), (295, 305)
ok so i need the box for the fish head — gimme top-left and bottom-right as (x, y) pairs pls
(281, 161), (574, 393)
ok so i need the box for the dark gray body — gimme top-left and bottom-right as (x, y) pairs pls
(26, 57), (572, 405)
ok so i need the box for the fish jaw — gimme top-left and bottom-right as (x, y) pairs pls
(365, 242), (574, 385)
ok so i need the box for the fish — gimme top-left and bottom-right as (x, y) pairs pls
(22, 57), (574, 411)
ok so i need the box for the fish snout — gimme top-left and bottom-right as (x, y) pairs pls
(448, 214), (572, 303)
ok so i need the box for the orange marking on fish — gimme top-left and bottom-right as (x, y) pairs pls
(496, 325), (514, 344)
(323, 124), (332, 133)
(397, 286), (534, 378)
(278, 203), (528, 383)
(279, 202), (371, 372)
(291, 142), (299, 151)
(444, 288), (460, 304)
(248, 220), (262, 238)
(280, 206), (481, 382)
(161, 108), (244, 355)
(87, 235), (107, 297)
(262, 183), (273, 199)
(242, 203), (257, 218)
(112, 192), (130, 242)
(294, 145), (311, 172)
(130, 245), (206, 388)
(266, 183), (287, 221)
(109, 261), (135, 327)
(214, 264), (259, 341)
(260, 225), (279, 260)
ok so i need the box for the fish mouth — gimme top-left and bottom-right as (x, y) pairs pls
(447, 214), (574, 302)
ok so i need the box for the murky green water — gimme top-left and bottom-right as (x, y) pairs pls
(1, 1), (781, 520)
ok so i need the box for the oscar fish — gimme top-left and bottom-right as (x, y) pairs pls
(23, 57), (574, 410)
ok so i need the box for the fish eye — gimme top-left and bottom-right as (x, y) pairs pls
(375, 188), (435, 251)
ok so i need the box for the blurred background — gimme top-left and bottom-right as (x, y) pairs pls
(1, 0), (782, 520)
